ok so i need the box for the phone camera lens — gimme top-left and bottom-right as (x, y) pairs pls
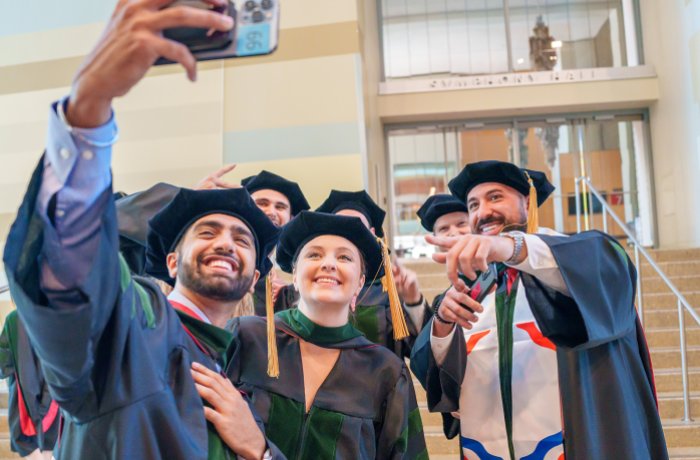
(244, 0), (256, 11)
(252, 10), (264, 22)
(261, 0), (273, 9)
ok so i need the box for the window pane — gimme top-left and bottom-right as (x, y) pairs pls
(510, 0), (628, 72)
(382, 0), (509, 79)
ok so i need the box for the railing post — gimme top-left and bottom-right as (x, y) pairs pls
(634, 245), (644, 327)
(678, 298), (693, 422)
(602, 208), (608, 234)
(574, 178), (582, 233)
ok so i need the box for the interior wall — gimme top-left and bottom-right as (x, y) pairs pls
(640, 0), (700, 248)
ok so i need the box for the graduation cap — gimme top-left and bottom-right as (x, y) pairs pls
(315, 190), (387, 238)
(448, 160), (555, 233)
(116, 183), (180, 275)
(242, 170), (311, 217)
(145, 187), (280, 286)
(416, 194), (469, 232)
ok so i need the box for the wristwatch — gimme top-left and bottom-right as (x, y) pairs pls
(501, 231), (526, 265)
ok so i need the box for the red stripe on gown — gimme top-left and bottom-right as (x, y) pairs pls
(465, 330), (490, 355)
(16, 373), (59, 436)
(516, 321), (556, 351)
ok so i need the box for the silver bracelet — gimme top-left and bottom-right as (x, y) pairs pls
(57, 97), (119, 148)
(501, 231), (525, 265)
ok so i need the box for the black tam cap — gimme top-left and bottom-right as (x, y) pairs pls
(116, 183), (180, 275)
(146, 188), (280, 285)
(242, 170), (310, 217)
(276, 211), (384, 280)
(416, 194), (469, 232)
(315, 190), (386, 238)
(448, 160), (555, 206)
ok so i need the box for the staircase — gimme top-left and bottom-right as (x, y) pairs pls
(403, 247), (700, 460)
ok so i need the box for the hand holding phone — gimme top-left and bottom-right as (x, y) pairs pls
(158, 0), (280, 64)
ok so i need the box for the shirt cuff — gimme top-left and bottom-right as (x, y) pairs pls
(403, 297), (427, 331)
(508, 234), (570, 296)
(430, 320), (457, 366)
(46, 97), (117, 186)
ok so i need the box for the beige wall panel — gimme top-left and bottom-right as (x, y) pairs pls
(281, 0), (358, 29)
(0, 86), (68, 124)
(224, 53), (361, 131)
(0, 22), (105, 67)
(226, 153), (364, 207)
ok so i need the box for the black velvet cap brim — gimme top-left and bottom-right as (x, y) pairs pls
(416, 194), (469, 232)
(315, 190), (386, 238)
(448, 160), (555, 206)
(145, 187), (280, 285)
(276, 211), (384, 280)
(242, 170), (310, 216)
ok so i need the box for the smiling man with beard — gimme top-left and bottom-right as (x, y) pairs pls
(411, 160), (668, 460)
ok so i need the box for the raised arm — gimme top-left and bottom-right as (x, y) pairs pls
(2, 0), (235, 407)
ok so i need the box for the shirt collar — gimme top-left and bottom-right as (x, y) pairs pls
(168, 290), (212, 325)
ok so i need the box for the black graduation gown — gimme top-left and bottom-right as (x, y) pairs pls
(3, 160), (283, 459)
(411, 231), (668, 460)
(0, 311), (60, 456)
(226, 310), (428, 459)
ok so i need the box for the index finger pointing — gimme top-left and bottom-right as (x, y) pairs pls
(212, 163), (237, 178)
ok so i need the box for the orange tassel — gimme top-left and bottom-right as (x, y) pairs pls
(524, 171), (539, 234)
(266, 274), (279, 378)
(377, 237), (410, 341)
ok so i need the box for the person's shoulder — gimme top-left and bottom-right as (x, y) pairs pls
(354, 340), (406, 375)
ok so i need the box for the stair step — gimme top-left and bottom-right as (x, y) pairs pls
(651, 346), (700, 370)
(645, 249), (700, 263)
(647, 328), (700, 348)
(641, 276), (700, 294)
(641, 262), (700, 278)
(654, 368), (700, 393)
(642, 309), (700, 329)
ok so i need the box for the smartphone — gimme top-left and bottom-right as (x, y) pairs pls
(157, 0), (279, 64)
(468, 263), (498, 304)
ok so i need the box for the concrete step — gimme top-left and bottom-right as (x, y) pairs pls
(658, 392), (700, 419)
(651, 346), (700, 370)
(654, 368), (700, 393)
(647, 328), (700, 348)
(641, 276), (700, 295)
(668, 446), (700, 459)
(640, 292), (700, 310)
(645, 249), (700, 263)
(643, 309), (700, 329)
(641, 261), (700, 278)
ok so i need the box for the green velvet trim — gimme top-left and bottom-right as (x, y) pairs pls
(207, 424), (235, 460)
(277, 308), (363, 345)
(407, 406), (424, 440)
(349, 305), (381, 344)
(496, 270), (519, 460)
(267, 393), (305, 459)
(118, 253), (156, 329)
(301, 406), (345, 460)
(176, 311), (233, 367)
(399, 407), (427, 459)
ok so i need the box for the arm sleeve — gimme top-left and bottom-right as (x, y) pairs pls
(403, 298), (429, 332)
(2, 99), (122, 403)
(507, 234), (570, 296)
(522, 231), (638, 350)
(409, 319), (465, 413)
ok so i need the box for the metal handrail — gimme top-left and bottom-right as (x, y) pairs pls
(575, 176), (699, 422)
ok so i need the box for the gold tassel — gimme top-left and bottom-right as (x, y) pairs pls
(524, 171), (539, 234)
(377, 237), (410, 341)
(266, 274), (279, 378)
